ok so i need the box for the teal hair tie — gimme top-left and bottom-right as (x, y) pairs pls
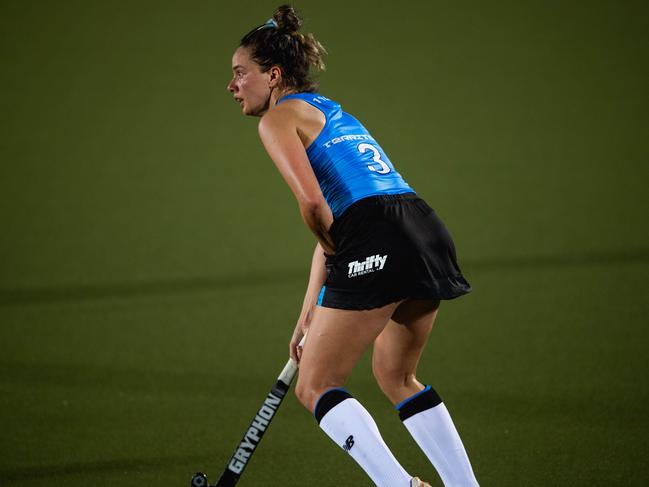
(264, 18), (278, 28)
(243, 17), (278, 42)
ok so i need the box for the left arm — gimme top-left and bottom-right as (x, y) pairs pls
(258, 107), (335, 254)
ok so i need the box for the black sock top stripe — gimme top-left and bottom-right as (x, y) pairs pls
(314, 388), (353, 424)
(397, 385), (442, 422)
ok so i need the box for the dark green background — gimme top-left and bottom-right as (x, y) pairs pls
(1, 1), (648, 485)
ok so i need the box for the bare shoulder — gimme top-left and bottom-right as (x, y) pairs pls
(280, 99), (325, 125)
(260, 99), (325, 147)
(258, 101), (296, 135)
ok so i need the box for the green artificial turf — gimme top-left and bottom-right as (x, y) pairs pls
(1, 1), (648, 486)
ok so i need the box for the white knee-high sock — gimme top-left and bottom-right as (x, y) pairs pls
(398, 386), (479, 487)
(316, 388), (412, 487)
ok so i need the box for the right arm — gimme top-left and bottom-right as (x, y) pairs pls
(290, 242), (327, 362)
(257, 107), (335, 255)
(257, 104), (333, 360)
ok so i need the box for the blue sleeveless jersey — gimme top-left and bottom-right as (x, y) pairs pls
(277, 93), (414, 218)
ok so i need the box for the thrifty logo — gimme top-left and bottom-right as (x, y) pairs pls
(347, 254), (388, 278)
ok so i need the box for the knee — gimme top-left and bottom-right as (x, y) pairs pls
(294, 377), (314, 411)
(295, 375), (344, 414)
(294, 376), (328, 413)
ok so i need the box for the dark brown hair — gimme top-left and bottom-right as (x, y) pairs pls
(240, 5), (326, 93)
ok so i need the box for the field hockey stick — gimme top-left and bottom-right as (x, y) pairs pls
(190, 334), (307, 487)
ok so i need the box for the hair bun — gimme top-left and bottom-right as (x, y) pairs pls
(273, 4), (302, 34)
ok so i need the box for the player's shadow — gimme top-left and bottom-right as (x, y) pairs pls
(1, 247), (648, 307)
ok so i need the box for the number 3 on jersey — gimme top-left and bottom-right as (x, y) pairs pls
(358, 143), (391, 174)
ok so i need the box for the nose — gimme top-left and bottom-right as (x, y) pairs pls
(227, 78), (236, 93)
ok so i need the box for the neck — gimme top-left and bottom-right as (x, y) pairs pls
(269, 87), (298, 109)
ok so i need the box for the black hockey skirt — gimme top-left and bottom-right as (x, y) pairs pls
(317, 192), (471, 310)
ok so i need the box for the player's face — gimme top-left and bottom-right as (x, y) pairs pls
(227, 47), (271, 117)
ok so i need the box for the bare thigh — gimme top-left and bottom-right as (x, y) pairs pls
(296, 300), (403, 412)
(372, 299), (439, 405)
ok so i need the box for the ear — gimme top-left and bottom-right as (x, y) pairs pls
(268, 66), (283, 88)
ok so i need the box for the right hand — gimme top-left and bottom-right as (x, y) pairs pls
(289, 307), (312, 364)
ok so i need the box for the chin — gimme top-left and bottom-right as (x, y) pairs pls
(246, 107), (264, 117)
(247, 99), (270, 117)
(241, 103), (255, 116)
